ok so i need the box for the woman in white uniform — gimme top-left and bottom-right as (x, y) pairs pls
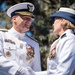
(35, 7), (75, 75)
(47, 7), (75, 75)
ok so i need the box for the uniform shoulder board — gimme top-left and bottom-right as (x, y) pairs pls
(0, 29), (8, 32)
(25, 34), (38, 43)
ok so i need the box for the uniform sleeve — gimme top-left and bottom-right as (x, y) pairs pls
(0, 32), (19, 75)
(56, 39), (75, 75)
(31, 43), (41, 71)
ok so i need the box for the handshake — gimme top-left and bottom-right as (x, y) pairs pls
(15, 66), (47, 75)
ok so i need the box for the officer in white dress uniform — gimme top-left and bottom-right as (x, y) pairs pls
(6, 2), (41, 71)
(0, 31), (36, 75)
(47, 7), (75, 75)
(8, 28), (41, 71)
(0, 2), (41, 75)
(35, 7), (75, 75)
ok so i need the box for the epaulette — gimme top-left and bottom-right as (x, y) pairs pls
(0, 28), (8, 32)
(25, 34), (38, 43)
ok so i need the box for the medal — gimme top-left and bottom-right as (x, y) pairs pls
(26, 44), (34, 61)
(20, 44), (23, 49)
(49, 38), (60, 60)
(18, 37), (20, 40)
(6, 51), (11, 57)
(49, 46), (56, 60)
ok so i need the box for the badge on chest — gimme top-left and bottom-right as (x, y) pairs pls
(26, 44), (34, 62)
(49, 46), (56, 60)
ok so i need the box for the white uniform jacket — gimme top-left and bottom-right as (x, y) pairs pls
(0, 31), (31, 75)
(47, 29), (75, 75)
(8, 27), (41, 71)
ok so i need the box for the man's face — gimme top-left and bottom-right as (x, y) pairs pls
(12, 15), (34, 33)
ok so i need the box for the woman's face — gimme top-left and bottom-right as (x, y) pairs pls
(12, 15), (34, 33)
(53, 18), (64, 36)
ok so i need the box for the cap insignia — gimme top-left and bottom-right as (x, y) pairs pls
(27, 4), (33, 12)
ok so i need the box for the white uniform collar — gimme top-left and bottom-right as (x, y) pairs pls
(60, 29), (74, 38)
(8, 27), (25, 40)
(64, 29), (74, 34)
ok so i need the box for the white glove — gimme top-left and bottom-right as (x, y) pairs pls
(15, 66), (35, 75)
(27, 67), (35, 75)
